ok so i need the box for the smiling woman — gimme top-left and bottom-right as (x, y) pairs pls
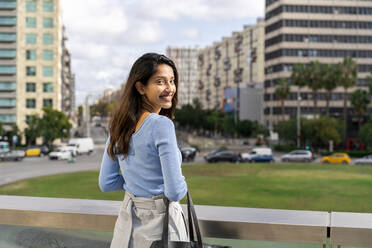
(99, 53), (189, 247)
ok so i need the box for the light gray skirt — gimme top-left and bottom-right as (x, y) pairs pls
(110, 191), (189, 248)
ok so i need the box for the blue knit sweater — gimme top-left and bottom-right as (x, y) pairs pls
(99, 113), (187, 202)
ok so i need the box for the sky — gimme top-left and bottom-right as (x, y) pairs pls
(62, 0), (265, 106)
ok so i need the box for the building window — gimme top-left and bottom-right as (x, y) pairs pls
(0, 17), (16, 26)
(26, 66), (36, 76)
(26, 82), (36, 92)
(42, 50), (53, 61)
(26, 17), (36, 28)
(42, 33), (53, 45)
(42, 18), (53, 28)
(26, 99), (36, 108)
(26, 115), (31, 124)
(43, 0), (53, 12)
(43, 82), (53, 92)
(26, 0), (36, 12)
(26, 50), (36, 60)
(43, 98), (53, 107)
(26, 33), (36, 44)
(42, 66), (53, 77)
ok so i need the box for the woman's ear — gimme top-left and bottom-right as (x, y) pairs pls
(135, 82), (145, 95)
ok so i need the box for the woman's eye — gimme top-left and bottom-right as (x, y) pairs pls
(157, 80), (165, 84)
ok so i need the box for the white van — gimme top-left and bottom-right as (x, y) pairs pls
(68, 138), (94, 155)
(241, 147), (273, 162)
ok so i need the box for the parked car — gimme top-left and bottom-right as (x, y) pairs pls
(355, 155), (372, 165)
(25, 146), (42, 157)
(68, 138), (94, 155)
(0, 150), (25, 161)
(204, 150), (241, 163)
(321, 153), (351, 164)
(25, 145), (49, 157)
(281, 150), (314, 162)
(241, 147), (273, 162)
(49, 147), (73, 160)
(180, 147), (197, 162)
(250, 154), (275, 163)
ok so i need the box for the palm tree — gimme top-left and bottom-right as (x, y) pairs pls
(338, 57), (358, 142)
(321, 64), (339, 117)
(292, 63), (308, 88)
(351, 89), (370, 129)
(307, 61), (322, 117)
(275, 78), (291, 121)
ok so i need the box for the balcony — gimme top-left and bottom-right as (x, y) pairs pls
(0, 65), (16, 75)
(0, 33), (16, 42)
(0, 1), (16, 10)
(0, 195), (371, 247)
(0, 81), (15, 91)
(0, 114), (15, 123)
(0, 16), (16, 26)
(0, 49), (16, 59)
(0, 98), (15, 107)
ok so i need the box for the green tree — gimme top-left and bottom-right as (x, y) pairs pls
(350, 89), (370, 129)
(366, 72), (372, 96)
(360, 118), (372, 149)
(0, 122), (5, 138)
(8, 123), (21, 147)
(206, 110), (224, 136)
(292, 63), (308, 88)
(223, 115), (237, 136)
(307, 61), (322, 116)
(39, 107), (72, 148)
(275, 78), (290, 120)
(338, 57), (358, 142)
(274, 119), (297, 145)
(24, 115), (42, 145)
(302, 117), (341, 149)
(321, 64), (340, 116)
(252, 121), (269, 138)
(235, 120), (253, 138)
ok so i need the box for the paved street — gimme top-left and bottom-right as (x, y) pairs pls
(0, 148), (104, 187)
(0, 123), (344, 187)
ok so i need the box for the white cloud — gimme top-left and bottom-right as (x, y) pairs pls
(63, 0), (127, 38)
(183, 28), (199, 39)
(135, 0), (263, 21)
(69, 42), (109, 60)
(62, 0), (265, 105)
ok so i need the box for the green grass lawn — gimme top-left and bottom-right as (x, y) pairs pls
(1, 162), (372, 213)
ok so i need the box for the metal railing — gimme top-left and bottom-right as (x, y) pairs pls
(0, 195), (371, 247)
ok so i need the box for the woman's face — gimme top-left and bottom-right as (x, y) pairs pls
(137, 64), (176, 113)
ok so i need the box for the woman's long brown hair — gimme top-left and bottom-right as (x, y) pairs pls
(108, 53), (179, 159)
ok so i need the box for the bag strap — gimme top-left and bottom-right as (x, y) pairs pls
(187, 191), (202, 247)
(161, 191), (203, 248)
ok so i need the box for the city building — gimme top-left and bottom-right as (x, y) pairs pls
(197, 18), (265, 122)
(264, 0), (372, 127)
(61, 27), (75, 118)
(0, 0), (65, 140)
(166, 46), (200, 107)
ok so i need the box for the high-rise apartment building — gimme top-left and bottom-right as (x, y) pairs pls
(62, 28), (75, 118)
(166, 46), (199, 107)
(264, 0), (372, 127)
(0, 0), (18, 129)
(197, 18), (265, 120)
(0, 0), (65, 138)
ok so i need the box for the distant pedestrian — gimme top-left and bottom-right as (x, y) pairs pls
(99, 53), (188, 248)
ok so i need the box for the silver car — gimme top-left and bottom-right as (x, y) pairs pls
(281, 150), (313, 162)
(355, 155), (372, 165)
